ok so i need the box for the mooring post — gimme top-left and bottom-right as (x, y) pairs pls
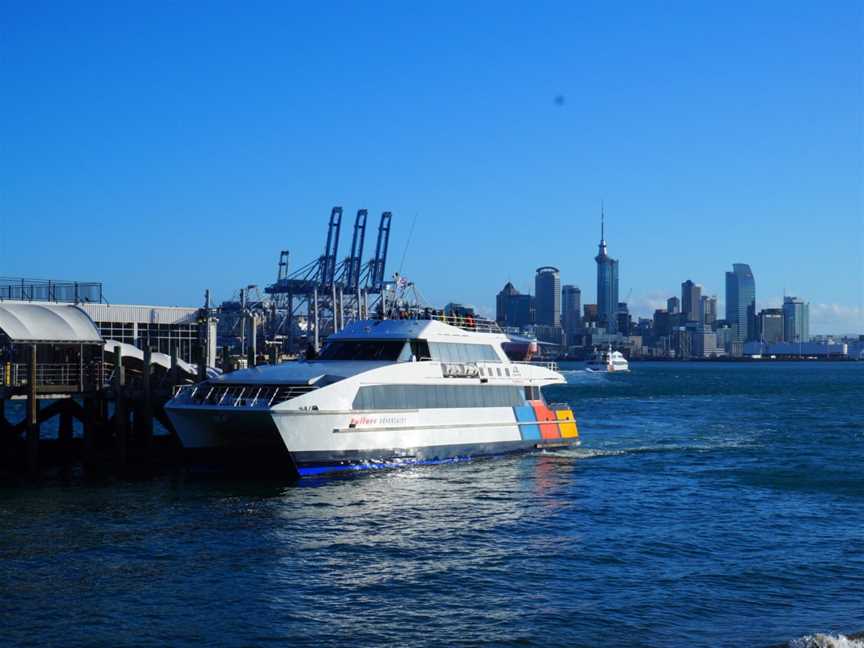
(247, 314), (256, 368)
(27, 343), (39, 475)
(222, 344), (231, 373)
(141, 345), (153, 456)
(59, 401), (74, 462)
(0, 397), (7, 458)
(82, 397), (95, 467)
(113, 345), (127, 468)
(197, 342), (207, 382)
(170, 343), (178, 387)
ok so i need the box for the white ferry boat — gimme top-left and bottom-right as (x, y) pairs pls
(586, 345), (630, 373)
(166, 315), (579, 477)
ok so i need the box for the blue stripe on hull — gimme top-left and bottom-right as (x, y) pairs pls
(513, 405), (541, 440)
(297, 455), (472, 477)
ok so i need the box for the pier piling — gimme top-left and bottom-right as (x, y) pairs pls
(26, 344), (40, 474)
(197, 343), (207, 382)
(82, 397), (96, 467)
(58, 405), (74, 463)
(140, 346), (154, 456)
(113, 345), (127, 468)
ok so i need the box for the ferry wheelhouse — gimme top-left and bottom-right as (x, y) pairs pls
(166, 314), (579, 477)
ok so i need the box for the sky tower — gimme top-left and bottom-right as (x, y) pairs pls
(595, 203), (619, 334)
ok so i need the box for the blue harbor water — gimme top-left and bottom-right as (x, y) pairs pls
(1, 362), (862, 647)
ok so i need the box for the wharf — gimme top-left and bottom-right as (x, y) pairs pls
(0, 301), (206, 476)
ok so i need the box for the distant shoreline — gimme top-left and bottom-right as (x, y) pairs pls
(557, 356), (861, 363)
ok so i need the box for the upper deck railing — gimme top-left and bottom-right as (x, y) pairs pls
(172, 383), (316, 408)
(512, 360), (559, 372)
(378, 310), (503, 334)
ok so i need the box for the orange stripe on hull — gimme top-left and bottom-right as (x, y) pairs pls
(529, 400), (560, 439)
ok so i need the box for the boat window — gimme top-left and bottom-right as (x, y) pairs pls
(410, 339), (431, 360)
(524, 386), (541, 401)
(353, 384), (524, 410)
(318, 340), (408, 361)
(428, 342), (500, 363)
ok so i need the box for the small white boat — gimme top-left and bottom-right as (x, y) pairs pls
(586, 345), (630, 373)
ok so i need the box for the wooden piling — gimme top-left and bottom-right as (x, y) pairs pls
(247, 314), (256, 369)
(222, 344), (231, 373)
(197, 342), (207, 382)
(0, 397), (7, 461)
(141, 346), (153, 455)
(58, 403), (74, 462)
(26, 344), (39, 474)
(82, 397), (96, 467)
(170, 344), (178, 386)
(113, 345), (127, 468)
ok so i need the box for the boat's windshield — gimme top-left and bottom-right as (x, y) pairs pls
(318, 340), (409, 361)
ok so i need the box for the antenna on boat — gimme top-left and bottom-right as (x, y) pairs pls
(398, 213), (418, 275)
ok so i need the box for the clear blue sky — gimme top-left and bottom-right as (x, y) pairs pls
(2, 1), (862, 333)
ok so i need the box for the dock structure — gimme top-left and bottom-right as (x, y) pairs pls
(0, 302), (201, 475)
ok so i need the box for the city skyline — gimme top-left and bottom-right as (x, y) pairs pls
(1, 3), (861, 334)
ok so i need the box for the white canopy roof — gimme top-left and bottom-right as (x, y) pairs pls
(0, 302), (103, 344)
(103, 340), (222, 379)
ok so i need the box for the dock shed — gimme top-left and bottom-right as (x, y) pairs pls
(0, 302), (105, 394)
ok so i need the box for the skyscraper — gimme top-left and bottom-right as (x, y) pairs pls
(701, 295), (717, 327)
(595, 207), (619, 334)
(495, 281), (534, 329)
(534, 267), (561, 327)
(725, 263), (756, 343)
(782, 297), (810, 343)
(757, 308), (784, 343)
(666, 297), (680, 315)
(681, 280), (702, 323)
(561, 285), (582, 338)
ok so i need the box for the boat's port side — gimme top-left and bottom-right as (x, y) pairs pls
(271, 401), (579, 476)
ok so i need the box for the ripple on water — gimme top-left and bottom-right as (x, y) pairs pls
(1, 362), (863, 648)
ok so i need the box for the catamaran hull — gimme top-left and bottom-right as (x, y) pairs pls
(165, 405), (285, 451)
(271, 406), (579, 477)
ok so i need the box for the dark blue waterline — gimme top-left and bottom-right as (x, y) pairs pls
(297, 455), (471, 477)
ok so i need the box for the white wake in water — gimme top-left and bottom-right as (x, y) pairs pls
(549, 439), (758, 461)
(789, 634), (864, 648)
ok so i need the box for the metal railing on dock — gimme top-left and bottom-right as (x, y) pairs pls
(3, 361), (103, 392)
(0, 277), (103, 303)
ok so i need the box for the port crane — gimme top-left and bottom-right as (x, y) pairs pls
(264, 207), (394, 353)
